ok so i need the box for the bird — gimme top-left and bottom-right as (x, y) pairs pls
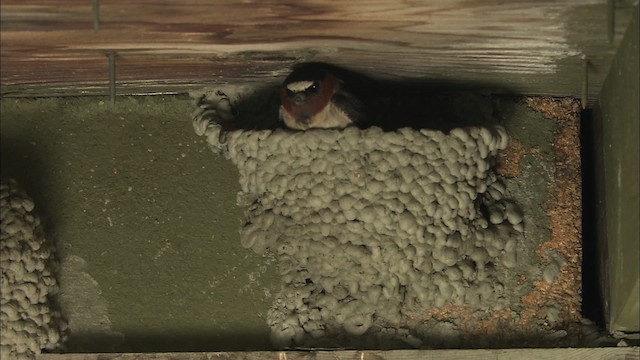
(279, 63), (366, 130)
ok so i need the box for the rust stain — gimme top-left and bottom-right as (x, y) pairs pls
(413, 97), (583, 344)
(521, 96), (583, 327)
(496, 138), (526, 178)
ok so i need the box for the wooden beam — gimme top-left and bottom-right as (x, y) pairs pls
(0, 1), (637, 101)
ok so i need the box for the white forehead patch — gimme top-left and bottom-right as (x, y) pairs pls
(286, 80), (314, 92)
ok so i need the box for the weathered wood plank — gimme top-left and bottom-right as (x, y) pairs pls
(36, 348), (640, 360)
(0, 0), (637, 101)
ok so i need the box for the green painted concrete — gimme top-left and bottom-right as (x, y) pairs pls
(0, 96), (280, 351)
(597, 7), (639, 333)
(0, 93), (569, 350)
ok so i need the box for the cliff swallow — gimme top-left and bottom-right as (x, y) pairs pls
(279, 63), (365, 130)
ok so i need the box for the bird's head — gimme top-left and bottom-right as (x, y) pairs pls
(280, 66), (336, 129)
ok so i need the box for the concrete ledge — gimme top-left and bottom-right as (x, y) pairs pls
(38, 348), (640, 360)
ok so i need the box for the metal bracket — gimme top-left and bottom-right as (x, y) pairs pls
(92, 0), (100, 32)
(107, 52), (117, 106)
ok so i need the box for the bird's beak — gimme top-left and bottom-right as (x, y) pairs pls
(293, 93), (306, 105)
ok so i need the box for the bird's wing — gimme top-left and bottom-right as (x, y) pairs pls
(332, 82), (368, 127)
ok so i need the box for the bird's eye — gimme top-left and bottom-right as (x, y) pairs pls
(309, 82), (319, 92)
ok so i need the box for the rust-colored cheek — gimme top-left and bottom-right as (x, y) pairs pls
(281, 75), (334, 123)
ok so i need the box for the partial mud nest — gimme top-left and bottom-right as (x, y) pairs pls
(0, 178), (67, 359)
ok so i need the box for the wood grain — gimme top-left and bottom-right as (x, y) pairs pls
(0, 0), (637, 102)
